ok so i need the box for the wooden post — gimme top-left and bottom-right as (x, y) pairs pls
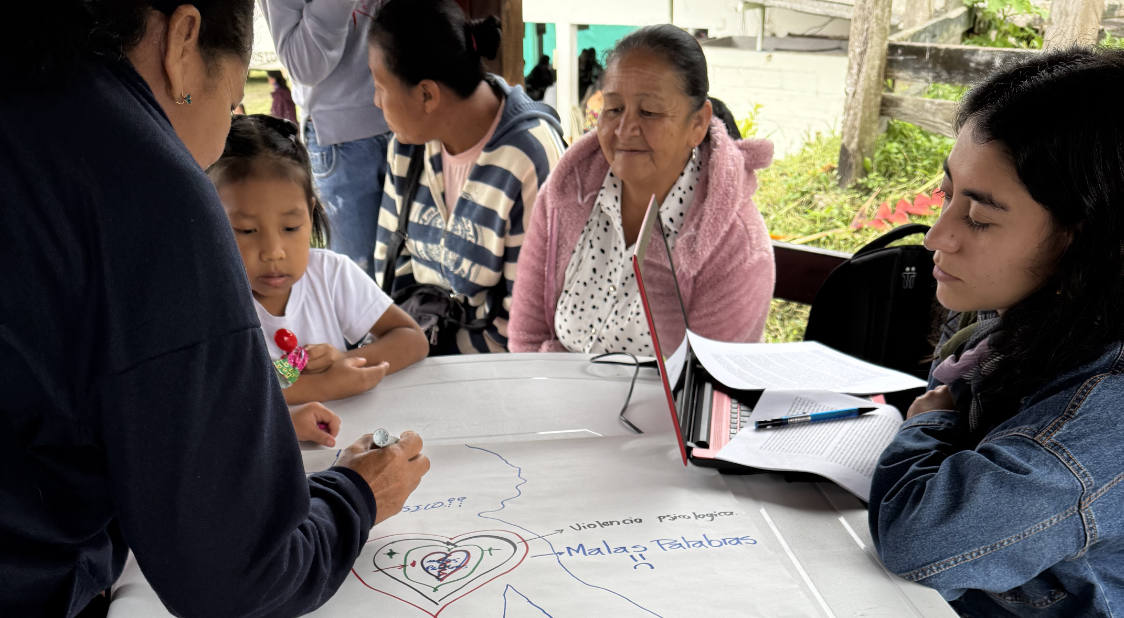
(1044, 0), (1104, 49)
(499, 0), (525, 86)
(838, 0), (893, 187)
(555, 22), (579, 142)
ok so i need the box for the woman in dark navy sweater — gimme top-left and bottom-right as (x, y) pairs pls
(0, 2), (428, 616)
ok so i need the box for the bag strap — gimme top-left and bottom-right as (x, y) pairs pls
(458, 282), (507, 331)
(392, 281), (505, 334)
(854, 223), (930, 257)
(380, 148), (426, 293)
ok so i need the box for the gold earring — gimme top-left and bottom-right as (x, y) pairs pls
(175, 93), (192, 105)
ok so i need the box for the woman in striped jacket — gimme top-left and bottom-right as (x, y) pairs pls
(369, 0), (565, 353)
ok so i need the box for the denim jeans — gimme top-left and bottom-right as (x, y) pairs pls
(304, 120), (391, 278)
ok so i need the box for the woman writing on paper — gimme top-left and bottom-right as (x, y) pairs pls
(508, 25), (775, 355)
(0, 1), (428, 614)
(869, 48), (1124, 615)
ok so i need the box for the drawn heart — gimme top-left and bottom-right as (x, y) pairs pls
(420, 549), (470, 581)
(353, 530), (528, 617)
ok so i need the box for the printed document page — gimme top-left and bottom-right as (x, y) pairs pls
(714, 390), (902, 501)
(686, 332), (927, 394)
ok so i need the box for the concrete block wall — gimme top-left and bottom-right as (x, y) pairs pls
(703, 46), (849, 157)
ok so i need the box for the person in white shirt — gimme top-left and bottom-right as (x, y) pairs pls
(209, 115), (428, 412)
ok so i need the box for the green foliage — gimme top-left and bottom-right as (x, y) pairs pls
(923, 82), (969, 101)
(755, 124), (945, 251)
(242, 70), (273, 115)
(855, 120), (952, 195)
(737, 103), (763, 138)
(962, 0), (1044, 49)
(979, 0), (1045, 17)
(765, 300), (810, 344)
(754, 131), (857, 248)
(1101, 32), (1124, 49)
(756, 122), (950, 342)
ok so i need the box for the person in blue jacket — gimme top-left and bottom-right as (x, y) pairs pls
(0, 2), (428, 616)
(869, 47), (1124, 616)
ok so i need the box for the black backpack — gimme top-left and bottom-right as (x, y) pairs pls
(803, 223), (940, 381)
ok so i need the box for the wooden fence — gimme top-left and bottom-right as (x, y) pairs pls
(837, 0), (1106, 186)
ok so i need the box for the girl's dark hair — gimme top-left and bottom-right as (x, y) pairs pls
(368, 0), (501, 99)
(606, 24), (710, 113)
(206, 114), (330, 248)
(266, 69), (289, 92)
(955, 47), (1124, 415)
(4, 1), (253, 89)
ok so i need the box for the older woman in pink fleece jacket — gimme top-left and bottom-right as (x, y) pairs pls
(509, 25), (775, 354)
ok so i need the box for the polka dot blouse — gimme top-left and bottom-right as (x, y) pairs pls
(554, 152), (702, 355)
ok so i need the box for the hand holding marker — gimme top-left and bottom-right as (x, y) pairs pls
(329, 429), (399, 468)
(755, 406), (877, 429)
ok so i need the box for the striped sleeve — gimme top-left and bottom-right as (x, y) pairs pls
(472, 119), (564, 353)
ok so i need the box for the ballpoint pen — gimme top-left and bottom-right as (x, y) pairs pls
(754, 406), (878, 429)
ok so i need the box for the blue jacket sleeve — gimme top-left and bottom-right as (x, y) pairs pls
(98, 327), (376, 617)
(868, 410), (1086, 600)
(259, 0), (358, 86)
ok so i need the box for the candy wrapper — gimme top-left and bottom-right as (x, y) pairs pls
(272, 329), (308, 389)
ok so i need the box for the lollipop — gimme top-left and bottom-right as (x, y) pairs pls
(272, 328), (309, 388)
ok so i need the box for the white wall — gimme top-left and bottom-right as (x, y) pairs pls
(704, 45), (849, 157)
(672, 0), (850, 39)
(523, 1), (673, 25)
(525, 0), (852, 40)
(524, 0), (856, 141)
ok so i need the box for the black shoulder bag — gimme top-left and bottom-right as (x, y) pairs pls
(380, 148), (503, 355)
(803, 223), (942, 380)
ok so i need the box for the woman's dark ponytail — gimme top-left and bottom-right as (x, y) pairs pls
(369, 0), (501, 99)
(464, 16), (502, 61)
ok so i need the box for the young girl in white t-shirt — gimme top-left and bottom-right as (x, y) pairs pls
(208, 115), (428, 421)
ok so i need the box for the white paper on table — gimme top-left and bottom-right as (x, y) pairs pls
(109, 436), (826, 618)
(686, 332), (928, 394)
(714, 390), (903, 501)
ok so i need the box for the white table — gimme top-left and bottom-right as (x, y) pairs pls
(300, 353), (669, 465)
(108, 354), (954, 617)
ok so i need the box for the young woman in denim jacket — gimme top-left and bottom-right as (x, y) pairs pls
(868, 48), (1124, 616)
